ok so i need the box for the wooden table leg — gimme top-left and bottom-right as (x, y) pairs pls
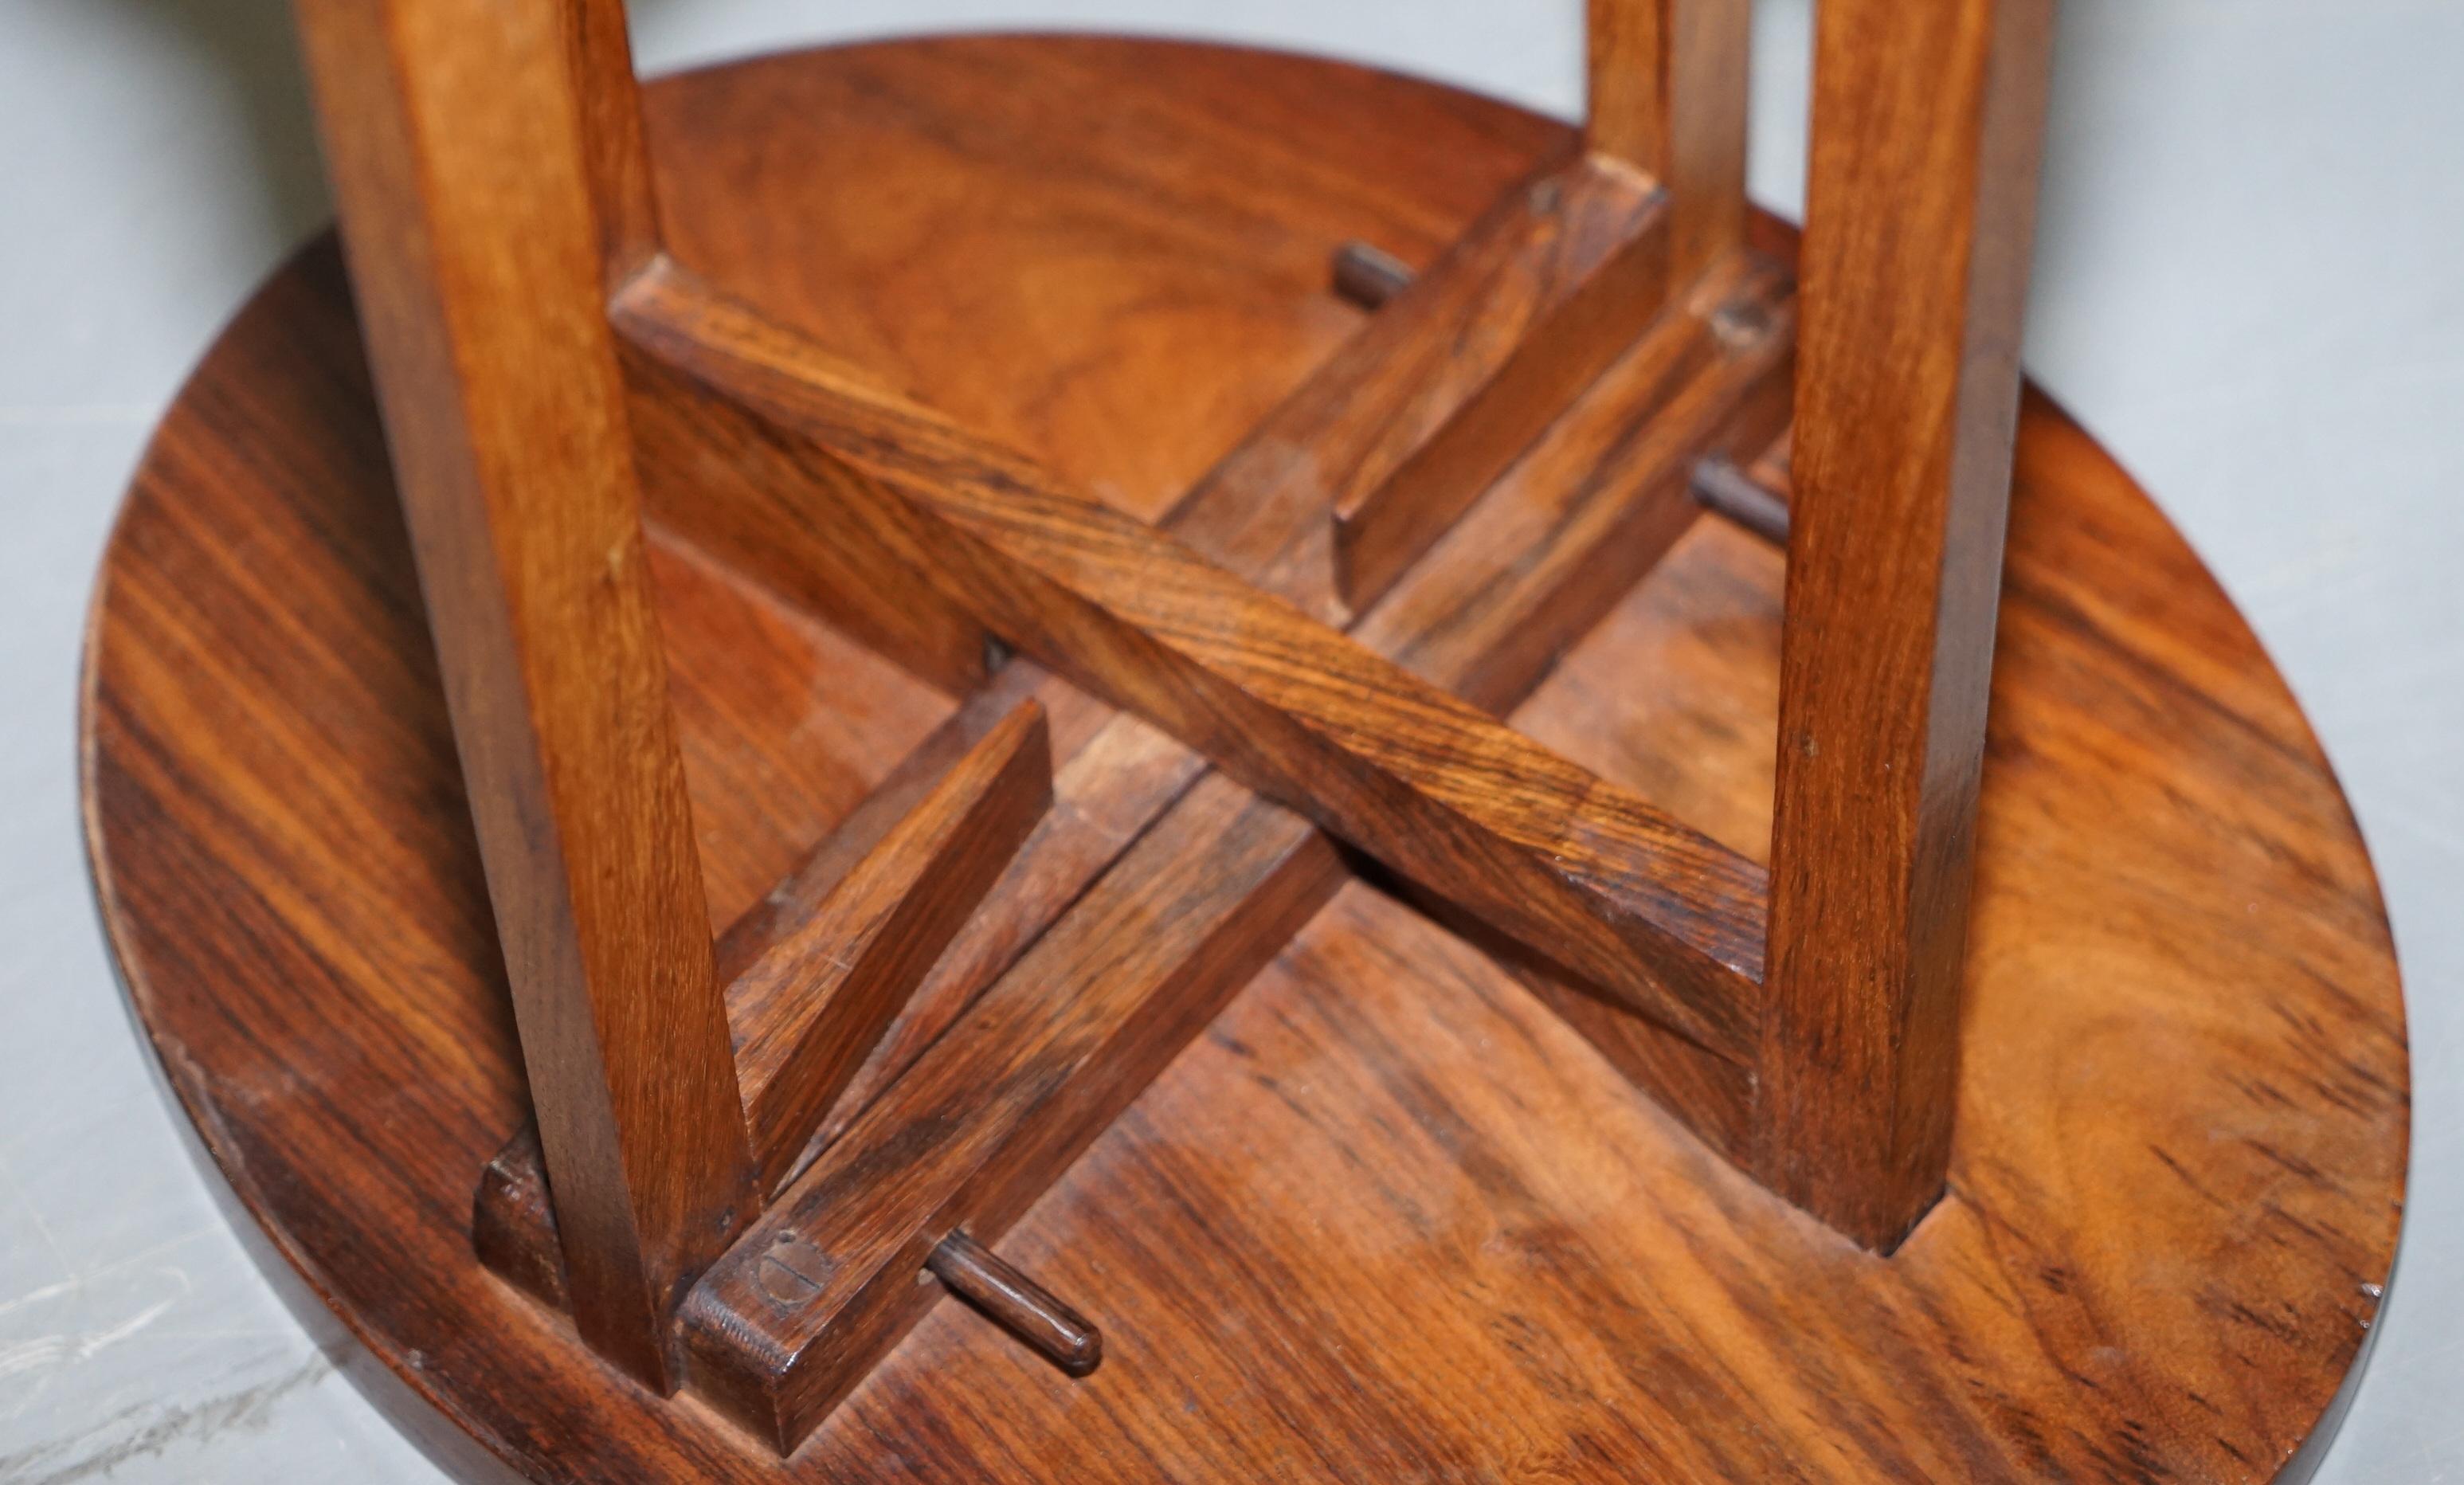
(1586, 0), (1753, 290)
(292, 0), (757, 1389)
(1758, 0), (2057, 1251)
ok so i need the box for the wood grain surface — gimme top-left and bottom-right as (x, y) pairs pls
(83, 36), (2404, 1483)
(291, 0), (757, 1389)
(1586, 0), (1751, 288)
(727, 699), (1049, 1198)
(1255, 154), (1667, 612)
(1761, 0), (2058, 1252)
(478, 213), (1791, 1299)
(471, 232), (1796, 1349)
(619, 262), (1767, 1054)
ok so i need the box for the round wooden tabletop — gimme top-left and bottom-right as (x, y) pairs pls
(82, 35), (2406, 1483)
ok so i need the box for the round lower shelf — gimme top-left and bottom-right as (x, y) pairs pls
(82, 34), (2405, 1483)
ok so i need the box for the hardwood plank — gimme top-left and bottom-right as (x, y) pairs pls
(812, 677), (1199, 1146)
(1173, 155), (1671, 617)
(848, 252), (1793, 1138)
(1518, 517), (1786, 866)
(1586, 0), (1753, 287)
(707, 668), (1065, 988)
(649, 533), (958, 940)
(657, 256), (1796, 1436)
(291, 0), (754, 1388)
(475, 682), (1083, 1311)
(1381, 881), (1758, 1166)
(731, 701), (1052, 1197)
(617, 264), (1766, 1056)
(680, 772), (1347, 1452)
(1760, 0), (2057, 1250)
(563, 0), (997, 694)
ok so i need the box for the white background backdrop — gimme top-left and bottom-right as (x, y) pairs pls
(2, 1), (2458, 1479)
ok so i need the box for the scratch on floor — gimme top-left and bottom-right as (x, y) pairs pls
(0, 1354), (331, 1483)
(0, 1268), (194, 1385)
(0, 1280), (82, 1322)
(0, 1310), (178, 1389)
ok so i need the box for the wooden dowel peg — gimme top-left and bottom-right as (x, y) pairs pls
(1330, 241), (1415, 310)
(1690, 455), (1790, 546)
(927, 1232), (1103, 1378)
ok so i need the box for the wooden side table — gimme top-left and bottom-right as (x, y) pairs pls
(80, 3), (2404, 1478)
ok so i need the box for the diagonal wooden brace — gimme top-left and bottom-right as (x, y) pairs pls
(668, 261), (1797, 1440)
(615, 262), (1767, 1057)
(476, 245), (1796, 1446)
(476, 245), (1796, 1295)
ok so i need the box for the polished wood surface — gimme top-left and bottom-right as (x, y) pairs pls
(1763, 0), (2058, 1251)
(620, 261), (1765, 1055)
(682, 768), (1346, 1452)
(924, 1232), (1103, 1381)
(292, 0), (755, 1389)
(85, 37), (2404, 1481)
(472, 236), (1796, 1354)
(623, 293), (995, 695)
(1586, 0), (1751, 287)
(729, 699), (1049, 1198)
(1282, 155), (1667, 611)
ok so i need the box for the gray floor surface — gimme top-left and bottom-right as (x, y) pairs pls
(2, 2), (2457, 1479)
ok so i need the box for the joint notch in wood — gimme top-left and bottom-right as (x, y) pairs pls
(730, 699), (1053, 1197)
(1190, 157), (1676, 621)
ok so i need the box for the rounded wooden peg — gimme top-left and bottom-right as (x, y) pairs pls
(1690, 455), (1790, 547)
(926, 1232), (1103, 1378)
(1330, 240), (1415, 310)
